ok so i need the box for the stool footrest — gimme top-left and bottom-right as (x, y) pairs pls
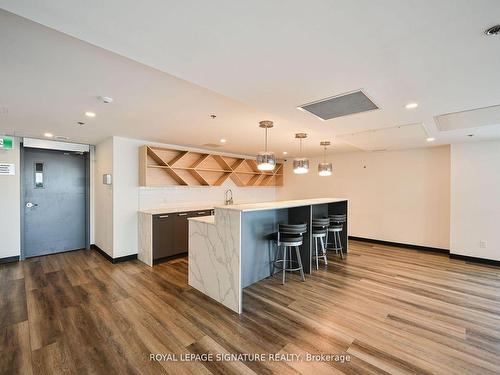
(273, 259), (303, 272)
(327, 246), (343, 251)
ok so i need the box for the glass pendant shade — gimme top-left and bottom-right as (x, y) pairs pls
(318, 162), (332, 176)
(318, 140), (332, 176)
(293, 133), (309, 174)
(256, 120), (276, 171)
(257, 152), (276, 171)
(293, 158), (309, 174)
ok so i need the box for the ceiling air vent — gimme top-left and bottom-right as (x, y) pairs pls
(202, 143), (222, 148)
(298, 90), (378, 120)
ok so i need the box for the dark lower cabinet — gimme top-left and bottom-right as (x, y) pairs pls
(153, 209), (213, 262)
(173, 212), (190, 255)
(153, 214), (174, 259)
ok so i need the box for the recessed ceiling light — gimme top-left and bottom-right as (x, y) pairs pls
(219, 138), (227, 143)
(283, 151), (288, 155)
(85, 111), (96, 118)
(44, 132), (53, 138)
(405, 103), (418, 109)
(426, 137), (435, 142)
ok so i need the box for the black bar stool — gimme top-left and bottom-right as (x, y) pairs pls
(273, 223), (307, 284)
(327, 214), (346, 259)
(312, 218), (329, 269)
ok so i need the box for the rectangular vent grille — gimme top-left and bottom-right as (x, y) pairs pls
(299, 90), (378, 120)
(202, 143), (222, 148)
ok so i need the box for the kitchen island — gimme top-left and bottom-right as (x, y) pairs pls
(188, 198), (348, 313)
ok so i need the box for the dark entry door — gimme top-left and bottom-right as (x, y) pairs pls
(23, 147), (87, 258)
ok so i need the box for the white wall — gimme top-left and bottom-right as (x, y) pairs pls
(89, 145), (95, 245)
(451, 141), (500, 261)
(112, 137), (139, 257)
(0, 137), (21, 259)
(278, 146), (451, 249)
(94, 137), (114, 257)
(106, 136), (277, 258)
(139, 184), (277, 210)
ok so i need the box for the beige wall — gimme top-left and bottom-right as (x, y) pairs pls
(0, 137), (21, 259)
(451, 141), (500, 261)
(278, 146), (451, 249)
(94, 137), (114, 257)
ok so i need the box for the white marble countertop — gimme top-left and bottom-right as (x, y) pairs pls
(188, 215), (215, 225)
(139, 205), (214, 215)
(214, 198), (347, 212)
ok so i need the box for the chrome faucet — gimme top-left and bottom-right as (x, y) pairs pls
(224, 189), (233, 205)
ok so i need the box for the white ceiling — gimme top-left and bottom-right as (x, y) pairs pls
(1, 1), (500, 157)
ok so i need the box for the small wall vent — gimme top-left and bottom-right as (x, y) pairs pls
(299, 90), (378, 120)
(202, 143), (222, 148)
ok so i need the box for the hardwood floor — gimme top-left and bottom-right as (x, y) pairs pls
(1, 240), (499, 374)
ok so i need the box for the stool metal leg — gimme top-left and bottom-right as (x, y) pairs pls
(273, 243), (280, 275)
(332, 231), (338, 254)
(282, 245), (287, 284)
(336, 231), (343, 259)
(295, 246), (305, 281)
(315, 237), (319, 270)
(327, 230), (333, 251)
(320, 236), (327, 265)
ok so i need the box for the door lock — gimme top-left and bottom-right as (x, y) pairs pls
(26, 202), (38, 208)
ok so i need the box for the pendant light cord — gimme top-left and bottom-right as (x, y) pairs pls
(265, 128), (268, 153)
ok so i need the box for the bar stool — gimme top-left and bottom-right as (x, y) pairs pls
(327, 214), (346, 259)
(312, 218), (329, 269)
(273, 223), (307, 284)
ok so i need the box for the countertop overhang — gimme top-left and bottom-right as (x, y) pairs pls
(213, 198), (347, 212)
(139, 205), (214, 215)
(188, 215), (215, 225)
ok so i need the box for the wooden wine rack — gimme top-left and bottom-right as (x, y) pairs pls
(139, 146), (283, 187)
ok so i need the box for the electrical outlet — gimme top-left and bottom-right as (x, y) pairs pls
(479, 240), (487, 249)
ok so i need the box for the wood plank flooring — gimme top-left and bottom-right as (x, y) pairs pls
(1, 240), (499, 374)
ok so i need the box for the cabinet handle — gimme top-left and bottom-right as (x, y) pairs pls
(178, 213), (188, 216)
(158, 215), (169, 218)
(197, 212), (207, 215)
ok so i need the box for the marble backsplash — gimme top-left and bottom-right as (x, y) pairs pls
(139, 180), (277, 210)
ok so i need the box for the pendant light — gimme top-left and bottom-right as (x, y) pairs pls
(293, 133), (309, 174)
(318, 141), (333, 176)
(256, 120), (276, 171)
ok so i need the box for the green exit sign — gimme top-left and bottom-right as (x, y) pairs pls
(0, 137), (13, 150)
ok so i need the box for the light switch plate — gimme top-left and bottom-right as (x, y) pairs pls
(103, 174), (112, 185)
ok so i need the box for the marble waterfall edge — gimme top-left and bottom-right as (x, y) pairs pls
(188, 208), (241, 313)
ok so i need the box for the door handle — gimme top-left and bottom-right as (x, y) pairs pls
(26, 202), (38, 208)
(197, 212), (207, 215)
(178, 213), (188, 216)
(158, 215), (169, 219)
